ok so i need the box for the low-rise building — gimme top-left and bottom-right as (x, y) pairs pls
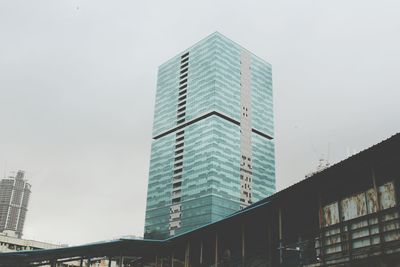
(0, 233), (62, 253)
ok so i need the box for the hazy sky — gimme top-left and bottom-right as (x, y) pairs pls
(0, 0), (399, 245)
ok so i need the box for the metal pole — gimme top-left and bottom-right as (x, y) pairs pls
(298, 236), (302, 266)
(215, 232), (218, 267)
(200, 240), (203, 266)
(242, 224), (245, 267)
(278, 208), (283, 265)
(185, 241), (190, 267)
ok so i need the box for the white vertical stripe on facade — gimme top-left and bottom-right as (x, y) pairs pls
(239, 50), (253, 208)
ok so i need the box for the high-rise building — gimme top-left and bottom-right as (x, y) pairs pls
(0, 170), (31, 238)
(144, 32), (275, 238)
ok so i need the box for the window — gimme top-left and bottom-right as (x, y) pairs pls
(175, 143), (184, 149)
(172, 197), (181, 204)
(181, 57), (189, 64)
(181, 52), (189, 58)
(173, 182), (182, 188)
(174, 169), (182, 174)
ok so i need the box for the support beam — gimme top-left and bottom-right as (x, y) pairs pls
(241, 224), (245, 267)
(298, 236), (303, 266)
(372, 168), (386, 255)
(200, 240), (203, 265)
(317, 193), (325, 265)
(278, 208), (283, 265)
(215, 232), (218, 267)
(184, 241), (190, 267)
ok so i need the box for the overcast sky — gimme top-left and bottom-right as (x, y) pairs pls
(0, 0), (399, 245)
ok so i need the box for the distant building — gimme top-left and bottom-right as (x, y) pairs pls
(0, 233), (87, 266)
(0, 170), (31, 238)
(145, 32), (275, 238)
(0, 233), (62, 253)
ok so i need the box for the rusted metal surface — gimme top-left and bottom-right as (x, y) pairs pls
(366, 188), (378, 214)
(320, 181), (400, 262)
(341, 192), (367, 221)
(379, 182), (396, 210)
(323, 202), (340, 227)
(322, 182), (397, 227)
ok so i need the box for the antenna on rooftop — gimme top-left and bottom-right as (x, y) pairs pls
(3, 161), (6, 179)
(327, 142), (331, 163)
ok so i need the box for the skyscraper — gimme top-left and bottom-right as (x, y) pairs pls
(0, 170), (31, 238)
(145, 32), (275, 238)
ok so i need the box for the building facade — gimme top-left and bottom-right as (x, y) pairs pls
(0, 170), (31, 238)
(0, 233), (62, 253)
(145, 32), (275, 238)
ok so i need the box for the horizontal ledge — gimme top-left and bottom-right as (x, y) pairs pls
(153, 111), (273, 140)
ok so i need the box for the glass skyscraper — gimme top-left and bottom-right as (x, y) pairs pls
(144, 32), (275, 238)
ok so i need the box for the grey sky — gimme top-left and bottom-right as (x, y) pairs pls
(0, 0), (399, 245)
